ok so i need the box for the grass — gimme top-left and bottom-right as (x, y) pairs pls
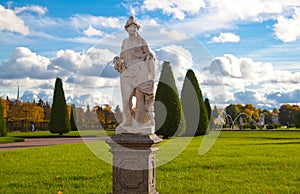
(7, 129), (115, 138)
(0, 131), (299, 193)
(0, 137), (24, 144)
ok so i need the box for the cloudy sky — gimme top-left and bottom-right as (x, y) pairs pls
(0, 0), (300, 109)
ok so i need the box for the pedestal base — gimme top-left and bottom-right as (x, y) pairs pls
(116, 124), (155, 135)
(106, 133), (162, 194)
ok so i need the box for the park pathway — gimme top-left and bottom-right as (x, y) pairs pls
(0, 137), (108, 151)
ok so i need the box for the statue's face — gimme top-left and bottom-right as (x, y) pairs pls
(127, 24), (138, 35)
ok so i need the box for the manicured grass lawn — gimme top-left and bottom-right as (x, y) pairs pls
(7, 129), (115, 138)
(0, 137), (24, 144)
(0, 131), (299, 193)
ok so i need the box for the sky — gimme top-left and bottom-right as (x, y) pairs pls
(0, 0), (300, 110)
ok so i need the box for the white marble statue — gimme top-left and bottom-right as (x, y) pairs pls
(113, 16), (156, 134)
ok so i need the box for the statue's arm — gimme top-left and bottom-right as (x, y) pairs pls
(141, 38), (156, 80)
(114, 40), (126, 73)
(141, 38), (154, 60)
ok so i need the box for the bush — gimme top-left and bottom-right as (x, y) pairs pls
(155, 61), (186, 138)
(289, 124), (295, 128)
(275, 124), (281, 128)
(0, 99), (7, 137)
(296, 112), (300, 128)
(49, 78), (71, 135)
(70, 104), (78, 131)
(181, 69), (209, 136)
(242, 124), (251, 129)
(250, 124), (257, 130)
(266, 124), (274, 130)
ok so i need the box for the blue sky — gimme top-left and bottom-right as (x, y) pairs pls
(0, 0), (300, 109)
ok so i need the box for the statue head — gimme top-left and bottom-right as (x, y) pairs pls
(124, 16), (140, 31)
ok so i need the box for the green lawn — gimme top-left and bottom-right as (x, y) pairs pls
(7, 129), (115, 138)
(0, 131), (299, 193)
(0, 137), (24, 144)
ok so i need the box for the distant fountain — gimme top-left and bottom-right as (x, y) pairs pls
(223, 112), (251, 130)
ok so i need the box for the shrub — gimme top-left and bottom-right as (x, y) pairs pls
(49, 78), (71, 135)
(181, 69), (209, 136)
(70, 104), (78, 131)
(266, 124), (274, 130)
(275, 124), (281, 128)
(0, 99), (7, 137)
(250, 124), (257, 130)
(155, 61), (186, 138)
(242, 124), (251, 129)
(296, 112), (300, 128)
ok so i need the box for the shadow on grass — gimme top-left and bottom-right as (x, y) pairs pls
(255, 141), (300, 145)
(0, 137), (24, 144)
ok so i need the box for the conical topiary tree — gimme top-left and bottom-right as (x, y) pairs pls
(181, 70), (200, 136)
(0, 98), (7, 137)
(155, 61), (186, 138)
(181, 69), (209, 136)
(295, 112), (300, 128)
(70, 104), (78, 131)
(204, 98), (212, 121)
(49, 77), (71, 135)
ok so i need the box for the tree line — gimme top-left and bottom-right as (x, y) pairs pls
(224, 103), (300, 129)
(2, 61), (299, 138)
(0, 82), (120, 135)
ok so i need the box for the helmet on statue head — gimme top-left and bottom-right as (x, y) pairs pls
(124, 16), (140, 30)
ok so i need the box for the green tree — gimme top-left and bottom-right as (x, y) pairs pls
(225, 104), (241, 127)
(295, 112), (300, 128)
(155, 61), (186, 138)
(0, 98), (7, 136)
(212, 105), (219, 119)
(49, 77), (71, 135)
(70, 104), (78, 131)
(181, 69), (208, 136)
(279, 104), (300, 126)
(204, 98), (212, 121)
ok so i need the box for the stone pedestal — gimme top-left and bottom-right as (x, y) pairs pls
(106, 133), (162, 194)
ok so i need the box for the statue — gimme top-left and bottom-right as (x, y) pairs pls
(113, 16), (157, 134)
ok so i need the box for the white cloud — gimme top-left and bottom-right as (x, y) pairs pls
(71, 15), (122, 29)
(84, 25), (104, 36)
(0, 46), (118, 88)
(159, 27), (189, 41)
(209, 0), (283, 22)
(172, 0), (300, 35)
(155, 45), (194, 81)
(0, 47), (51, 79)
(142, 0), (205, 20)
(0, 5), (29, 35)
(274, 8), (300, 42)
(205, 53), (300, 106)
(212, 32), (240, 43)
(14, 5), (48, 15)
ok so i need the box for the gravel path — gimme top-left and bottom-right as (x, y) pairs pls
(0, 137), (108, 151)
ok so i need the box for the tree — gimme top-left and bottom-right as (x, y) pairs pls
(70, 104), (78, 131)
(155, 61), (186, 138)
(49, 77), (71, 135)
(204, 98), (212, 121)
(262, 109), (272, 124)
(295, 112), (300, 128)
(212, 105), (219, 119)
(114, 105), (122, 124)
(279, 104), (300, 126)
(225, 104), (241, 126)
(181, 69), (209, 136)
(0, 98), (7, 136)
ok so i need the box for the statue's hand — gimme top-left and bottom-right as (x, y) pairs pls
(141, 52), (151, 60)
(113, 56), (124, 73)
